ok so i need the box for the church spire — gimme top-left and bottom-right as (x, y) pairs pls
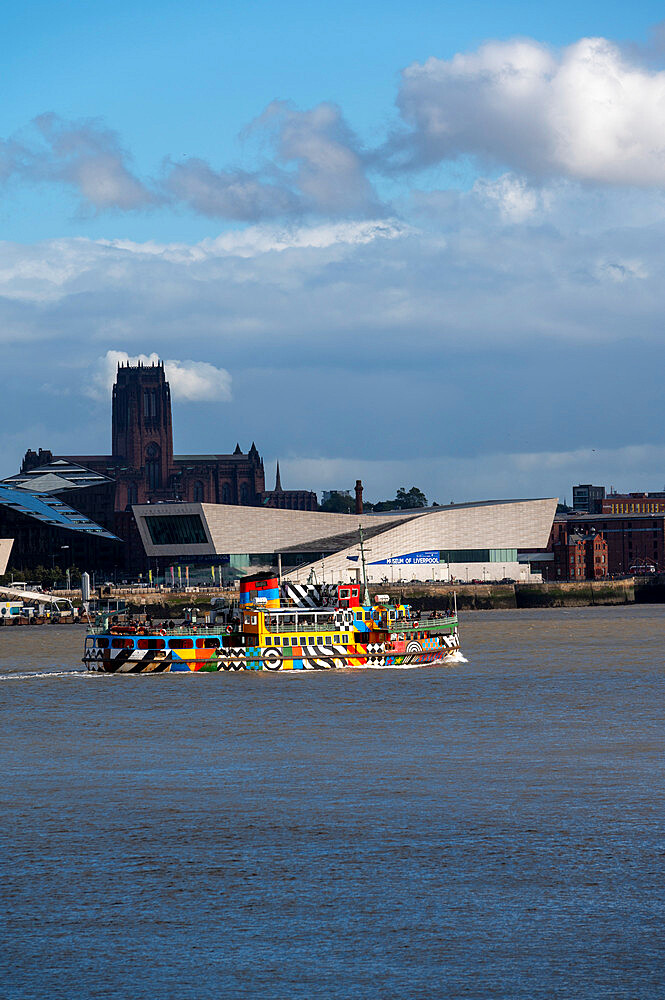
(275, 461), (282, 492)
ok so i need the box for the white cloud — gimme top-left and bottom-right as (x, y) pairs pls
(394, 36), (665, 185)
(100, 219), (409, 261)
(473, 173), (549, 222)
(91, 351), (232, 402)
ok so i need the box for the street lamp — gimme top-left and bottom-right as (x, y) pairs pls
(61, 546), (70, 590)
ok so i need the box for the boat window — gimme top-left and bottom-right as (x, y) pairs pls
(308, 636), (315, 644)
(169, 638), (193, 649)
(283, 638), (291, 646)
(265, 637), (271, 645)
(111, 637), (133, 649)
(334, 634), (340, 642)
(138, 638), (165, 649)
(203, 638), (220, 648)
(96, 638), (109, 648)
(298, 636), (305, 644)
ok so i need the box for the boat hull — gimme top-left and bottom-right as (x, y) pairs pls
(83, 632), (461, 673)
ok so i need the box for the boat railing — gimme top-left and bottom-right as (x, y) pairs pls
(86, 611), (458, 637)
(86, 625), (230, 637)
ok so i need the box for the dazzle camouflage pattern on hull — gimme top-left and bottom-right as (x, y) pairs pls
(83, 575), (461, 673)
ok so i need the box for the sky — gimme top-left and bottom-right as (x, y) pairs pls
(2, 0), (665, 504)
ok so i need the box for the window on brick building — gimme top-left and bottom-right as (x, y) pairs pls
(193, 481), (204, 502)
(147, 460), (161, 490)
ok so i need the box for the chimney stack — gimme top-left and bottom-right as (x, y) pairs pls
(355, 479), (364, 515)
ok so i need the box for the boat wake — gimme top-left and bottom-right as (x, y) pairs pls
(0, 669), (91, 681)
(366, 652), (467, 670)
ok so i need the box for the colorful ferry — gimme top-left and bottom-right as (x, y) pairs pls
(83, 574), (461, 674)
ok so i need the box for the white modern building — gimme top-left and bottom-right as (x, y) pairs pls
(0, 539), (13, 576)
(132, 497), (557, 584)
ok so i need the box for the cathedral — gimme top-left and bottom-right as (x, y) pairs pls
(15, 360), (317, 567)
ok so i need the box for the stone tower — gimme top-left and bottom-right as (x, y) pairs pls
(111, 361), (173, 489)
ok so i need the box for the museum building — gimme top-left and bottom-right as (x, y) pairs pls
(132, 497), (558, 585)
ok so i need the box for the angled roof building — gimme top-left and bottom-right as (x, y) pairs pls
(0, 483), (121, 576)
(132, 496), (557, 585)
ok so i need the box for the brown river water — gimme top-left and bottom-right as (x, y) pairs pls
(1, 605), (664, 999)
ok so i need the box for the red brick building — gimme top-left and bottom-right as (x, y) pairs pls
(553, 530), (608, 581)
(602, 492), (665, 515)
(545, 513), (664, 579)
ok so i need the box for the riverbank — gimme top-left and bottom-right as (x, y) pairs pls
(403, 579), (636, 611)
(46, 576), (665, 614)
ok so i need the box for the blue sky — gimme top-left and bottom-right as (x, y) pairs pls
(2, 1), (665, 503)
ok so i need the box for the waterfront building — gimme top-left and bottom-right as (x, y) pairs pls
(0, 484), (120, 576)
(0, 539), (13, 575)
(552, 530), (608, 581)
(544, 513), (665, 578)
(132, 496), (557, 585)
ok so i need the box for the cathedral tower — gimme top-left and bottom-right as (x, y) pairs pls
(111, 360), (173, 489)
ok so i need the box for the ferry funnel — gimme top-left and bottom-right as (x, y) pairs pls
(239, 573), (280, 609)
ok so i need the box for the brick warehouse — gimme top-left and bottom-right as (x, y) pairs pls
(544, 513), (665, 579)
(6, 360), (317, 572)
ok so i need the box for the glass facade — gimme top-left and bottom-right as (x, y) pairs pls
(440, 548), (517, 563)
(146, 514), (207, 546)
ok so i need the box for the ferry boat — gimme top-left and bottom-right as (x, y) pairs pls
(82, 574), (461, 674)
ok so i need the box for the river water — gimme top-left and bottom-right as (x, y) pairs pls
(1, 606), (664, 999)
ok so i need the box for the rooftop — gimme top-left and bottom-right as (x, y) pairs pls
(0, 485), (120, 540)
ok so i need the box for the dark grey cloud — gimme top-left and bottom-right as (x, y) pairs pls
(163, 158), (301, 221)
(1, 183), (665, 501)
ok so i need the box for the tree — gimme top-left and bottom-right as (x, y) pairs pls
(319, 492), (355, 514)
(370, 486), (428, 511)
(395, 486), (428, 509)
